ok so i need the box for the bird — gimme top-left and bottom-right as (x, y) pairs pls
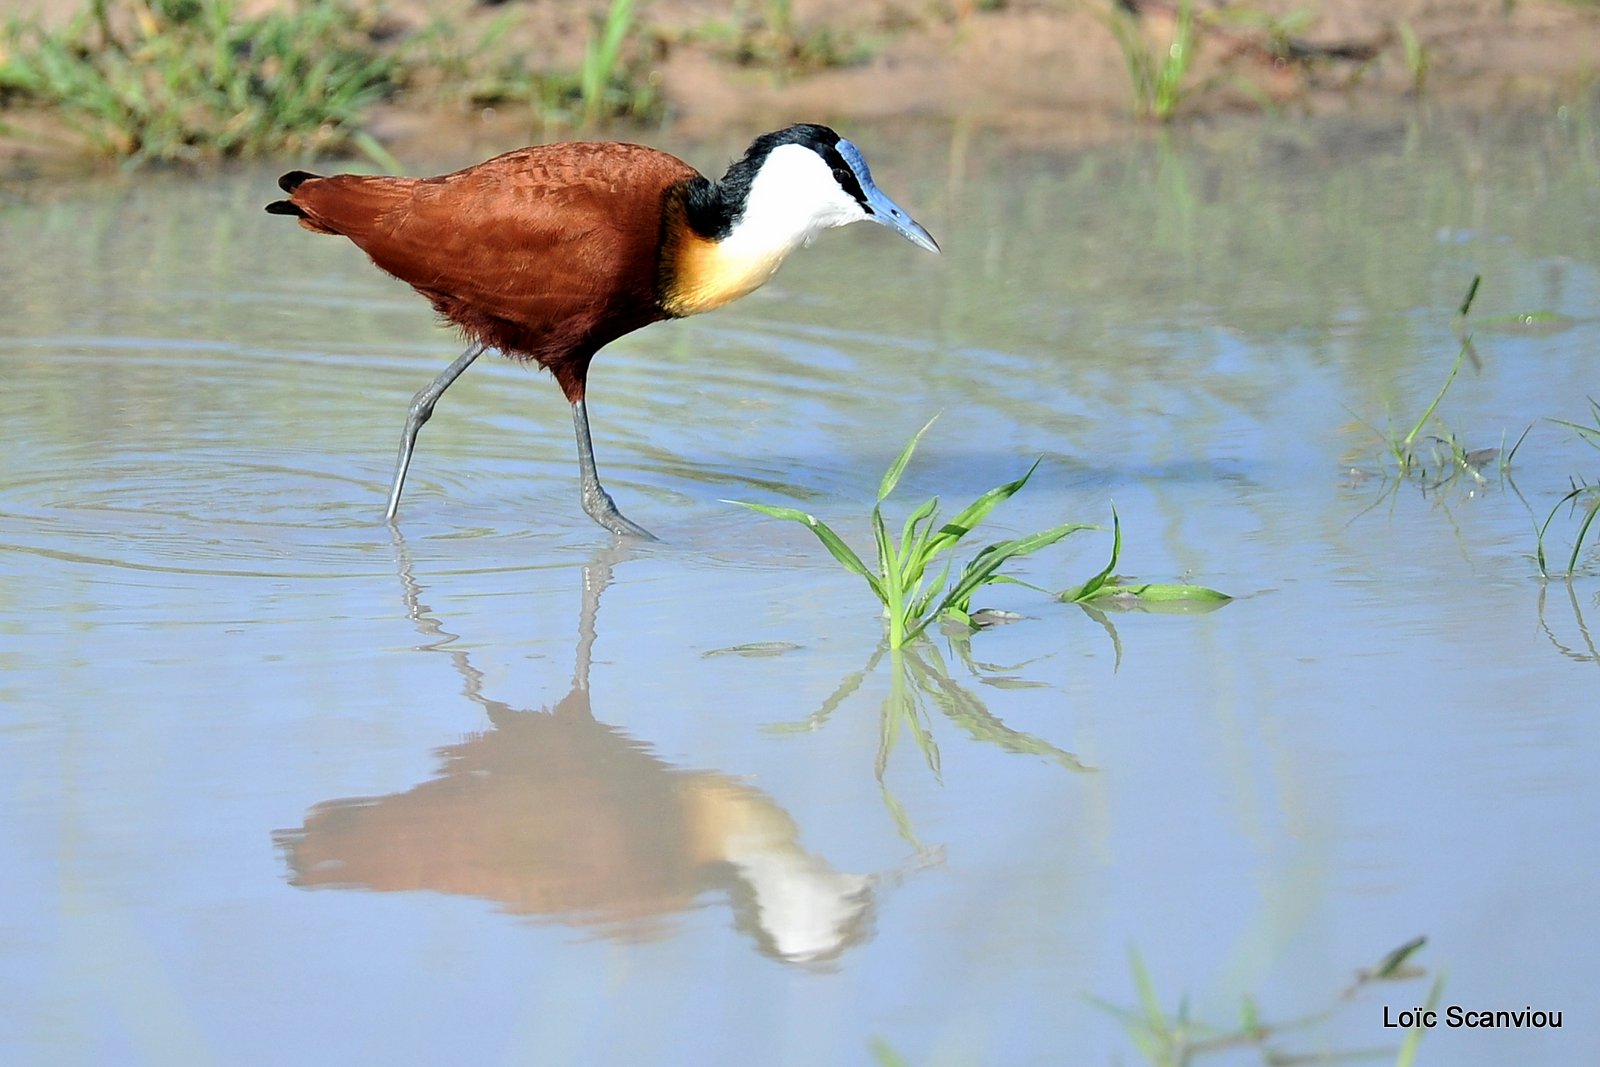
(265, 123), (939, 540)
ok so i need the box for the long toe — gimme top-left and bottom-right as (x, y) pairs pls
(581, 488), (658, 541)
(600, 508), (659, 542)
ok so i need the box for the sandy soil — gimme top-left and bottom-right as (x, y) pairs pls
(3, 0), (1598, 168)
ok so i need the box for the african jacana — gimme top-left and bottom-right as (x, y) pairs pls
(266, 123), (939, 539)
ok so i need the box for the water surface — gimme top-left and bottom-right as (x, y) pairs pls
(3, 107), (1599, 1065)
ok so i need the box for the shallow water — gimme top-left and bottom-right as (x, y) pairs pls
(3, 106), (1599, 1065)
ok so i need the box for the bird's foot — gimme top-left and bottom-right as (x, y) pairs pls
(582, 485), (658, 542)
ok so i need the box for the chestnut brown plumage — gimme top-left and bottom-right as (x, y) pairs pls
(267, 124), (939, 539)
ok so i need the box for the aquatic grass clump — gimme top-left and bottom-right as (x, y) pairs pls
(1380, 276), (1481, 478)
(1535, 478), (1600, 580)
(1535, 397), (1600, 578)
(1347, 275), (1598, 578)
(1385, 338), (1467, 478)
(734, 419), (1234, 645)
(731, 416), (1090, 648)
(1355, 276), (1533, 492)
(0, 0), (402, 165)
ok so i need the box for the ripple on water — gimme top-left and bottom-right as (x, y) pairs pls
(0, 333), (619, 580)
(1, 324), (981, 583)
(0, 446), (589, 580)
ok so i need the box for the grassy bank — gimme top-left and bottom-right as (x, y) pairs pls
(0, 0), (661, 167)
(3, 0), (1596, 168)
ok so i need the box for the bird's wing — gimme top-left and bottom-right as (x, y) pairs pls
(289, 144), (700, 336)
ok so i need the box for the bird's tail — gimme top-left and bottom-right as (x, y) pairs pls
(264, 170), (338, 233)
(264, 169), (417, 238)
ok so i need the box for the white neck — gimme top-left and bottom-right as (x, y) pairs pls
(721, 143), (868, 262)
(662, 143), (868, 318)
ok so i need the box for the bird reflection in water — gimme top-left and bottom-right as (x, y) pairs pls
(274, 544), (875, 965)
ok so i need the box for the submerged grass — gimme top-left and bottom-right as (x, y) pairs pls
(1093, 937), (1436, 1067)
(874, 938), (1437, 1065)
(1535, 396), (1600, 578)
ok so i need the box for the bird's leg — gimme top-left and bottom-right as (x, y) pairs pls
(385, 342), (486, 521)
(570, 397), (657, 541)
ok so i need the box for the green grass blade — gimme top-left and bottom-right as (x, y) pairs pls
(872, 505), (908, 644)
(919, 521), (1088, 639)
(1547, 416), (1598, 437)
(934, 538), (1030, 611)
(727, 500), (884, 600)
(1549, 405), (1600, 450)
(924, 458), (1042, 556)
(1504, 422), (1533, 467)
(1567, 495), (1599, 576)
(351, 130), (404, 173)
(985, 573), (1056, 596)
(1401, 342), (1466, 453)
(1535, 494), (1566, 578)
(909, 555), (954, 620)
(896, 498), (942, 605)
(991, 521), (1093, 560)
(599, 0), (634, 66)
(1129, 947), (1169, 1038)
(1109, 582), (1232, 603)
(898, 495), (939, 565)
(879, 414), (939, 503)
(1239, 994), (1261, 1037)
(1396, 972), (1447, 1067)
(581, 0), (634, 124)
(1059, 510), (1230, 606)
(868, 1038), (910, 1067)
(1535, 485), (1600, 578)
(1060, 509), (1122, 602)
(872, 504), (893, 574)
(1371, 936), (1428, 979)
